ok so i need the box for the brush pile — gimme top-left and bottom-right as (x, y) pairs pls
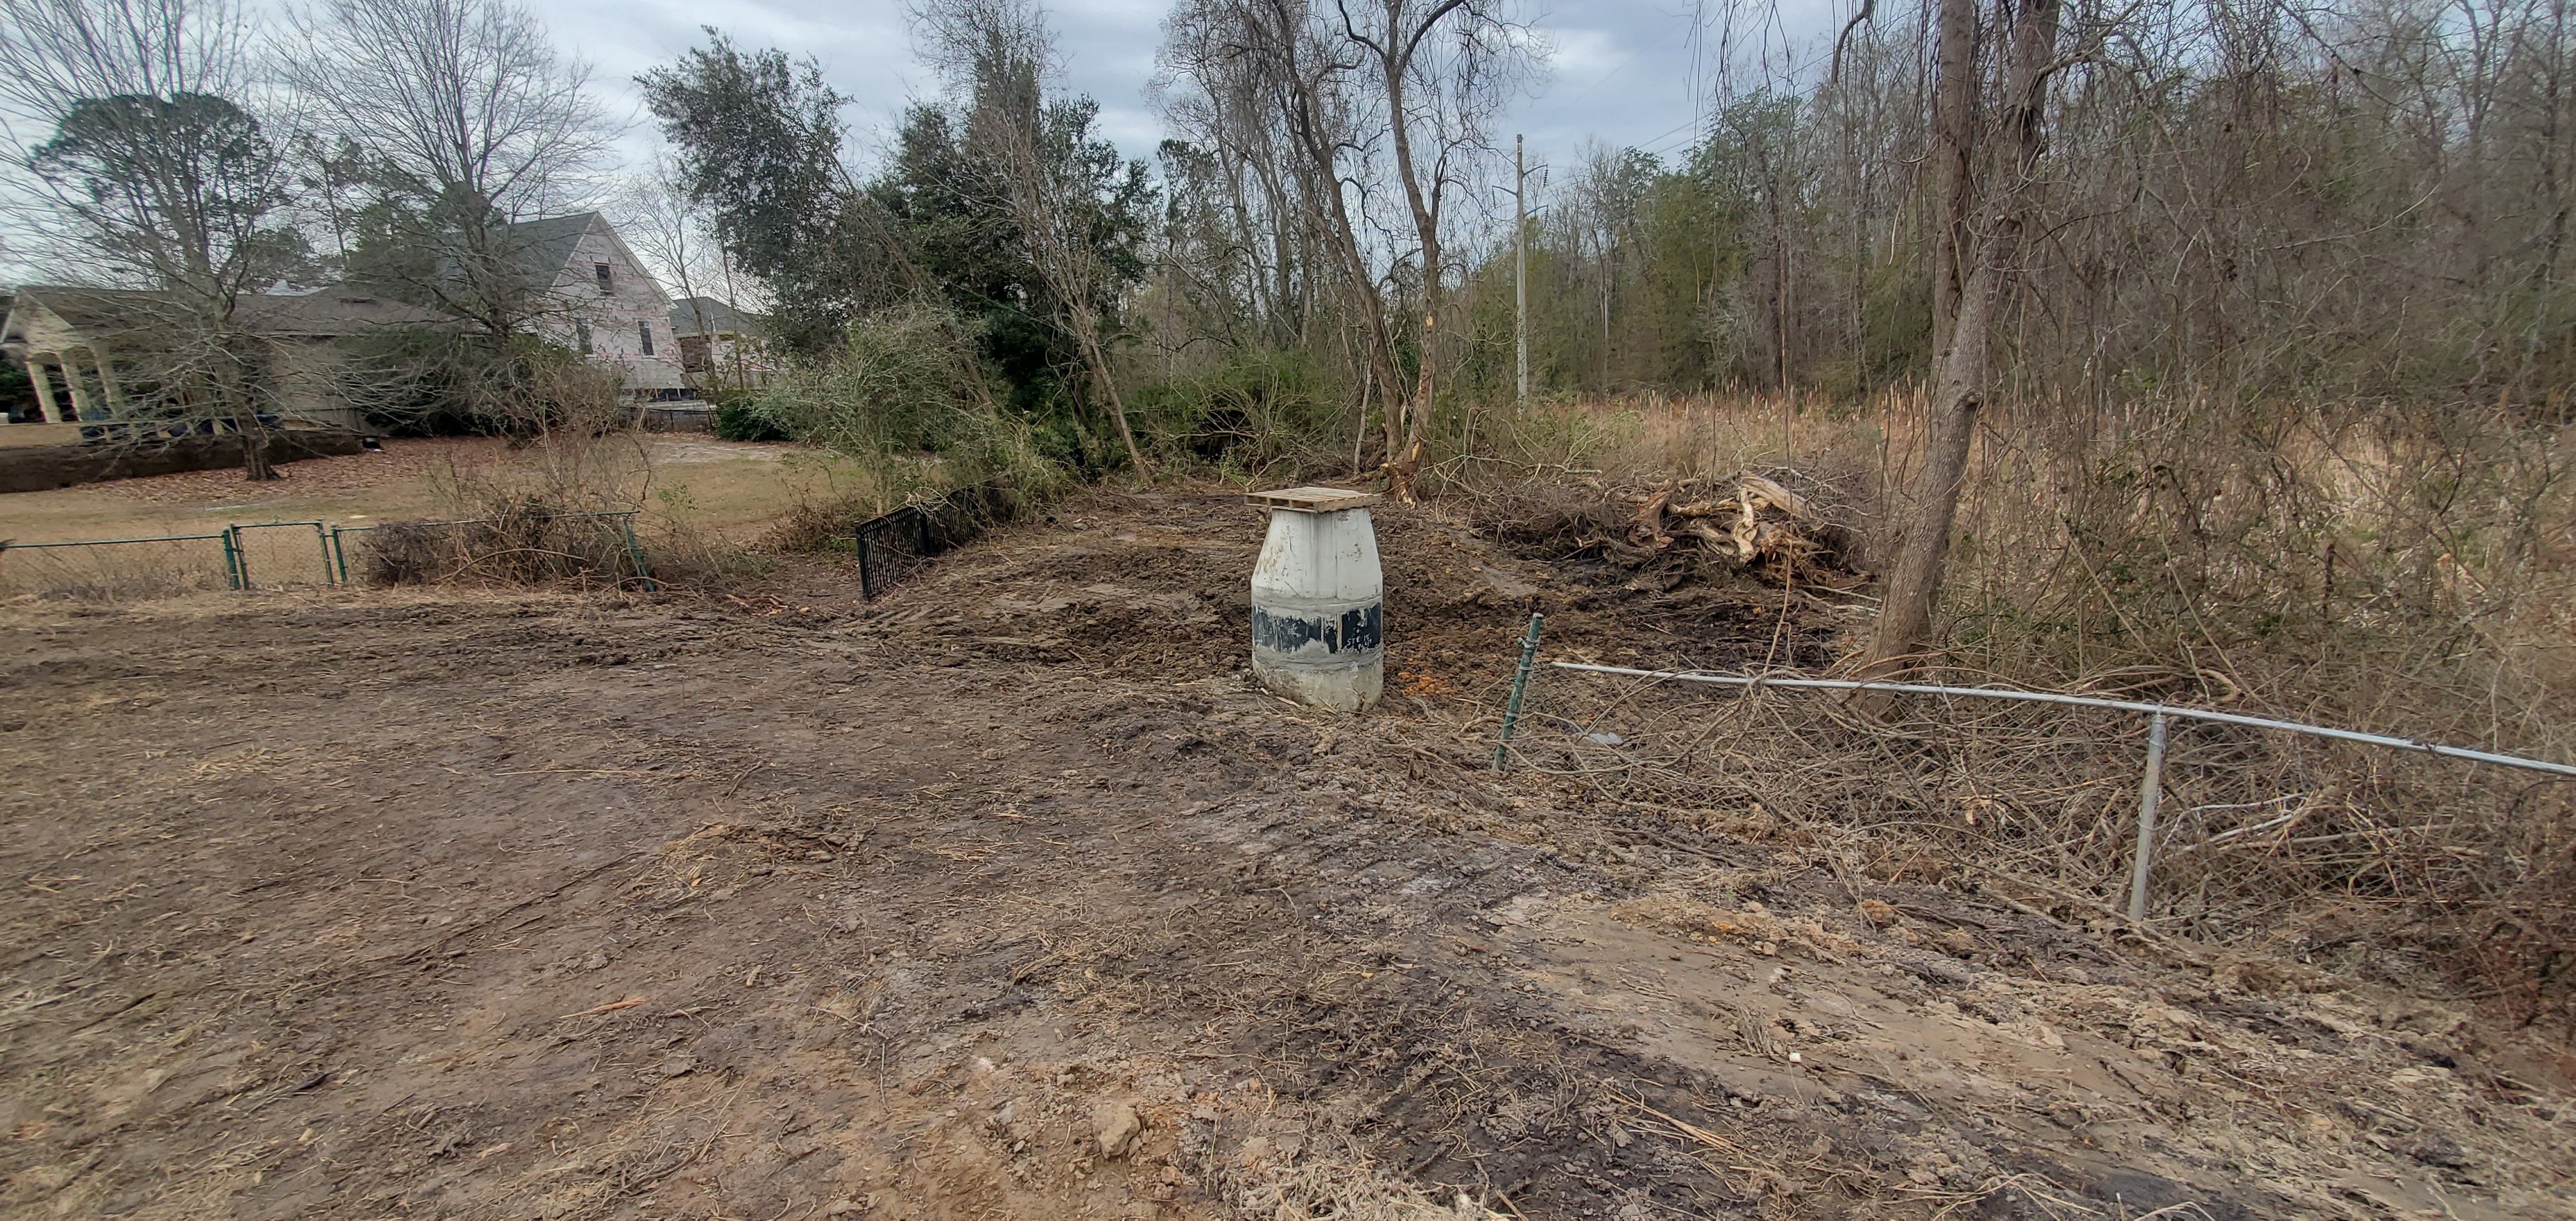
(361, 501), (647, 588)
(1621, 474), (1862, 586)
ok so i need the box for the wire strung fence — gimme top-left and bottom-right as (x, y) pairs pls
(1508, 660), (2576, 1009)
(0, 510), (655, 600)
(0, 533), (240, 600)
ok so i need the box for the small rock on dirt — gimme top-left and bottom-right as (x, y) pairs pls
(1093, 1100), (1141, 1158)
(582, 950), (611, 970)
(1902, 954), (1973, 987)
(2408, 1135), (2469, 1168)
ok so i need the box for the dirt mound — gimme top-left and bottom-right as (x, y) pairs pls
(853, 484), (1844, 701)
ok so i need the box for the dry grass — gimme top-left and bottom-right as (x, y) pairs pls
(0, 436), (868, 547)
(1467, 389), (2576, 1028)
(0, 422), (84, 447)
(0, 428), (869, 599)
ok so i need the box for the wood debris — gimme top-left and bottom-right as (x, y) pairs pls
(1620, 472), (1859, 585)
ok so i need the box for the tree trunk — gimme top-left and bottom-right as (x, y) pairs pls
(1856, 0), (2059, 691)
(1928, 0), (1977, 370)
(1078, 323), (1147, 474)
(1861, 256), (1993, 679)
(236, 411), (276, 481)
(1386, 308), (1436, 498)
(1376, 0), (1448, 504)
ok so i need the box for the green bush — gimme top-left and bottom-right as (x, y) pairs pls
(1134, 349), (1349, 481)
(715, 399), (789, 441)
(742, 304), (1065, 514)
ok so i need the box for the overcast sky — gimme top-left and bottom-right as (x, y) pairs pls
(1, 0), (1847, 281)
(558, 0), (1846, 192)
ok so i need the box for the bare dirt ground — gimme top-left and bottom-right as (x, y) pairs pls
(3, 486), (2571, 1220)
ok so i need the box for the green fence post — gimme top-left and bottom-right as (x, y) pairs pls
(329, 527), (349, 585)
(222, 526), (245, 590)
(1493, 612), (1546, 772)
(312, 522), (334, 586)
(619, 515), (657, 592)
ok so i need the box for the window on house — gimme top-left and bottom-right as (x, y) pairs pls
(594, 262), (613, 293)
(637, 319), (654, 356)
(575, 318), (591, 355)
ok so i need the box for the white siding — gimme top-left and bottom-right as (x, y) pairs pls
(538, 219), (688, 393)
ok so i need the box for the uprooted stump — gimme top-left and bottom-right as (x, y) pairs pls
(1622, 473), (1865, 586)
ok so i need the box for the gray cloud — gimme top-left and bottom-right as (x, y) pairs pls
(549, 0), (1845, 188)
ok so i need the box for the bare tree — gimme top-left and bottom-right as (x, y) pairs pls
(1157, 0), (1535, 496)
(615, 157), (718, 383)
(0, 0), (307, 477)
(1856, 0), (2071, 684)
(1330, 0), (1531, 499)
(1166, 0), (1408, 468)
(283, 0), (610, 343)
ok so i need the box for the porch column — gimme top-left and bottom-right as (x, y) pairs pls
(26, 356), (64, 423)
(60, 355), (97, 420)
(87, 344), (126, 414)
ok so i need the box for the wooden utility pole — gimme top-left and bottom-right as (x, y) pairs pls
(1515, 133), (1528, 413)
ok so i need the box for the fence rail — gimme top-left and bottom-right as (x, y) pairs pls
(0, 531), (244, 594)
(1545, 661), (2576, 922)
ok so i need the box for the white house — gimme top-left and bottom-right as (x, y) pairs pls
(3, 213), (697, 432)
(2, 285), (452, 430)
(506, 212), (689, 397)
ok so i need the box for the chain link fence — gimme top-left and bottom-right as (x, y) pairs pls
(1, 511), (652, 601)
(0, 533), (238, 600)
(330, 510), (654, 590)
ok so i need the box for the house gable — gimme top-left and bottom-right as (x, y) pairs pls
(518, 214), (686, 394)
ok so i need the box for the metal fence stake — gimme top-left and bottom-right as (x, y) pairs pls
(224, 526), (246, 590)
(2127, 711), (2170, 923)
(311, 522), (334, 586)
(619, 518), (657, 592)
(1493, 612), (1546, 772)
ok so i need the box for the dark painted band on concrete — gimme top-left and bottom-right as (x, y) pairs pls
(1252, 602), (1382, 658)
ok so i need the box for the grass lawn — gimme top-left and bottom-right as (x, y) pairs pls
(0, 433), (871, 546)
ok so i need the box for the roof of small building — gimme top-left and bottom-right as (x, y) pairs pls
(2, 283), (451, 353)
(5, 286), (167, 335)
(669, 296), (764, 338)
(238, 287), (456, 336)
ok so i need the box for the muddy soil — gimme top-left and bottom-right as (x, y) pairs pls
(2, 486), (2570, 1220)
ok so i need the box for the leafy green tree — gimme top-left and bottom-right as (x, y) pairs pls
(644, 16), (1154, 472)
(30, 92), (307, 291)
(637, 30), (903, 354)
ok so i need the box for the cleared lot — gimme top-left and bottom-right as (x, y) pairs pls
(1, 489), (2567, 1220)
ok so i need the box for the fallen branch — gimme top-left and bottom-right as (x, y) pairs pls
(557, 996), (645, 1020)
